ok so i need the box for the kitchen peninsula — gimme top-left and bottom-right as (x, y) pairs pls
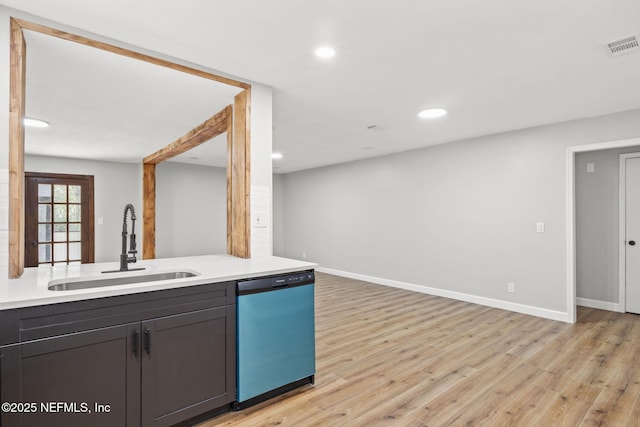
(0, 255), (316, 426)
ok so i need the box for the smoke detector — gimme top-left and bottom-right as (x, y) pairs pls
(604, 35), (639, 58)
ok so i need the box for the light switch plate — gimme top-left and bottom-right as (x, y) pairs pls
(586, 163), (595, 173)
(253, 214), (268, 228)
(536, 222), (545, 233)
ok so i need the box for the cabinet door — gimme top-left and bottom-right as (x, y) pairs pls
(0, 323), (141, 427)
(141, 306), (236, 427)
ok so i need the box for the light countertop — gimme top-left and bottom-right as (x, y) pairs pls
(0, 255), (317, 310)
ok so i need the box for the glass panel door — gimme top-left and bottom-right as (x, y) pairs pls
(25, 173), (94, 267)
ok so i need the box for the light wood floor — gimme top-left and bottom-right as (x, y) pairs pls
(197, 273), (640, 426)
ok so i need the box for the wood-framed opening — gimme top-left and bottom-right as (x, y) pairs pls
(8, 18), (251, 278)
(142, 98), (250, 259)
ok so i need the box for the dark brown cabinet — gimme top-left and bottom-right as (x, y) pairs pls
(0, 281), (236, 427)
(1, 323), (140, 427)
(141, 306), (235, 427)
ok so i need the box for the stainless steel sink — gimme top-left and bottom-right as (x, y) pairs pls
(48, 271), (199, 291)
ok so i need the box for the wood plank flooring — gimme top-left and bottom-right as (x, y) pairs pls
(197, 273), (640, 427)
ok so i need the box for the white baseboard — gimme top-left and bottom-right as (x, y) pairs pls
(316, 267), (572, 323)
(576, 297), (624, 313)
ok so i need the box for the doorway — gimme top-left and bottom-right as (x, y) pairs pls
(568, 137), (640, 323)
(24, 172), (94, 267)
(621, 153), (640, 313)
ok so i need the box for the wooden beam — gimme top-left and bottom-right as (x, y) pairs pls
(13, 18), (250, 90)
(143, 105), (232, 165)
(142, 163), (156, 259)
(228, 89), (251, 258)
(226, 110), (234, 254)
(9, 18), (26, 279)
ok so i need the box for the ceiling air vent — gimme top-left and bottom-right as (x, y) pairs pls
(605, 35), (639, 58)
(365, 124), (386, 132)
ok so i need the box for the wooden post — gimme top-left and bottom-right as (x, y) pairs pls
(142, 163), (156, 259)
(229, 89), (251, 258)
(9, 19), (26, 279)
(226, 109), (234, 254)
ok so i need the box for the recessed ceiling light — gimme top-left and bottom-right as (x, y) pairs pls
(24, 117), (49, 128)
(418, 108), (447, 119)
(272, 152), (283, 160)
(314, 46), (336, 59)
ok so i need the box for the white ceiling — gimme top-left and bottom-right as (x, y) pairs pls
(4, 0), (640, 173)
(23, 30), (237, 168)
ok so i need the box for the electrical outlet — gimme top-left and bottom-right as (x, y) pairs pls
(302, 252), (307, 259)
(507, 282), (515, 293)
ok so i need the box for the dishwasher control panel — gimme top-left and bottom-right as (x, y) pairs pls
(237, 270), (314, 295)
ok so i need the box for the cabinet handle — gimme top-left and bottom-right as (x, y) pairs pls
(143, 329), (151, 355)
(133, 331), (139, 358)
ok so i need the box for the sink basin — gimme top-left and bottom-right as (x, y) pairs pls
(48, 271), (199, 291)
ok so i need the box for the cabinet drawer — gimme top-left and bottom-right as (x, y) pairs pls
(0, 281), (235, 345)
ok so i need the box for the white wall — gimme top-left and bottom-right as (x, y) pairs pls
(250, 84), (273, 257)
(155, 162), (226, 258)
(272, 173), (285, 256)
(281, 108), (640, 319)
(575, 145), (640, 305)
(25, 155), (141, 263)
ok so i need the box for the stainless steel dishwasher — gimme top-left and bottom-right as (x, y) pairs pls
(235, 270), (315, 409)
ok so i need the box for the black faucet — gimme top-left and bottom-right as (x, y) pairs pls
(103, 203), (145, 274)
(120, 204), (140, 271)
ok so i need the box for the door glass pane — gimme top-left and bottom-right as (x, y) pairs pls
(69, 223), (81, 241)
(38, 204), (52, 222)
(54, 243), (67, 262)
(38, 224), (52, 242)
(39, 244), (52, 262)
(68, 185), (81, 203)
(69, 242), (81, 260)
(53, 185), (67, 203)
(53, 204), (67, 222)
(69, 205), (81, 222)
(53, 224), (67, 241)
(38, 184), (52, 203)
